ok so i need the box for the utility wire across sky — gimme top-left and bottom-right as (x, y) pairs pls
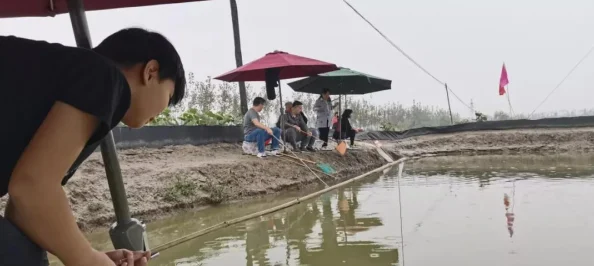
(342, 0), (476, 113)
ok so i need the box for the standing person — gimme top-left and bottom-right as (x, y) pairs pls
(313, 88), (336, 149)
(280, 101), (315, 152)
(0, 28), (185, 265)
(244, 97), (281, 158)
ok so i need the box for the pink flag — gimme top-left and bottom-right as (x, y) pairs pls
(499, 63), (509, 96)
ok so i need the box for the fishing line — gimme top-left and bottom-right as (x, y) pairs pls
(151, 158), (408, 255)
(529, 44), (594, 118)
(342, 0), (475, 113)
(397, 161), (406, 266)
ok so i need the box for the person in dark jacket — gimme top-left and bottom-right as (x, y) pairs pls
(279, 101), (315, 152)
(277, 101), (309, 127)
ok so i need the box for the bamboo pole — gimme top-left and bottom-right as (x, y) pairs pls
(152, 157), (408, 254)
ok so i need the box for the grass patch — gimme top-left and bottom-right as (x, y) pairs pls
(202, 180), (227, 205)
(164, 176), (198, 203)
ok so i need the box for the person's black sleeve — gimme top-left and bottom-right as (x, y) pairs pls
(56, 49), (130, 145)
(300, 112), (308, 124)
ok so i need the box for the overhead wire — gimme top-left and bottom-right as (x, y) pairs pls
(528, 44), (594, 118)
(342, 0), (476, 113)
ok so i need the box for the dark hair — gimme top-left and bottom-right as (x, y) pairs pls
(292, 100), (303, 107)
(93, 28), (186, 106)
(342, 109), (353, 119)
(319, 88), (330, 99)
(253, 97), (266, 106)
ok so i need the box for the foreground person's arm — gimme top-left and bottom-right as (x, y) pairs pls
(7, 101), (115, 265)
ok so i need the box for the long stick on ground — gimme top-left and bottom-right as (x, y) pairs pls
(151, 157), (408, 254)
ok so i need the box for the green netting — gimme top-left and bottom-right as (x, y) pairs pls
(317, 163), (336, 174)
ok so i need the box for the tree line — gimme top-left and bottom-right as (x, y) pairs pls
(149, 74), (594, 130)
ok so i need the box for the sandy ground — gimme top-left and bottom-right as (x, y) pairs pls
(2, 127), (593, 231)
(0, 143), (389, 231)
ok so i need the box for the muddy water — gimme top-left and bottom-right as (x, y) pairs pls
(80, 154), (594, 265)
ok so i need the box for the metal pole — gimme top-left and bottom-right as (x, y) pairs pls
(506, 85), (513, 118)
(67, 0), (144, 251)
(279, 80), (286, 152)
(444, 83), (454, 125)
(338, 95), (342, 140)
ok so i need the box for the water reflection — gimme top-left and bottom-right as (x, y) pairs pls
(503, 193), (515, 237)
(77, 154), (594, 266)
(149, 173), (399, 266)
(405, 154), (594, 187)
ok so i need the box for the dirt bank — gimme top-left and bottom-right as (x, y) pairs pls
(0, 143), (389, 231)
(385, 127), (594, 157)
(3, 127), (593, 231)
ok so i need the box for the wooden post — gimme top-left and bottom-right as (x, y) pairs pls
(229, 0), (248, 115)
(444, 83), (454, 125)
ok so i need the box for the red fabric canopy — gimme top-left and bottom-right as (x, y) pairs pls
(0, 0), (207, 18)
(214, 51), (338, 82)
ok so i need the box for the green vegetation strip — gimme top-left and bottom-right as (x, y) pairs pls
(152, 157), (408, 254)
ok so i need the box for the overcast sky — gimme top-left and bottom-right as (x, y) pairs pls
(1, 0), (593, 117)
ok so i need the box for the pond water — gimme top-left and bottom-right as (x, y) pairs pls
(81, 154), (594, 265)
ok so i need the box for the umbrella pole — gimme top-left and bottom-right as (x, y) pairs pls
(278, 80), (286, 152)
(338, 95), (342, 141)
(67, 0), (146, 252)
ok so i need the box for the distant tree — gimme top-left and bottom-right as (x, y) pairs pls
(493, 111), (511, 121)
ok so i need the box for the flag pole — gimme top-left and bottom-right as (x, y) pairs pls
(506, 84), (513, 117)
(444, 83), (454, 125)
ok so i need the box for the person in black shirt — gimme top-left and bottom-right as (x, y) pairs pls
(0, 28), (186, 266)
(334, 109), (363, 146)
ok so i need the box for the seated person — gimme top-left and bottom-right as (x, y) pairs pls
(243, 97), (280, 158)
(276, 102), (318, 144)
(280, 101), (316, 152)
(334, 109), (363, 146)
(298, 107), (319, 140)
(275, 101), (293, 128)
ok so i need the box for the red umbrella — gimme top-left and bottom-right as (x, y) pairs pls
(0, 0), (207, 18)
(214, 50), (338, 82)
(214, 51), (337, 153)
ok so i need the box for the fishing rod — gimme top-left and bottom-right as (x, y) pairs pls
(271, 134), (330, 187)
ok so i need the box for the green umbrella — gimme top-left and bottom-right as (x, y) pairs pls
(287, 67), (392, 95)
